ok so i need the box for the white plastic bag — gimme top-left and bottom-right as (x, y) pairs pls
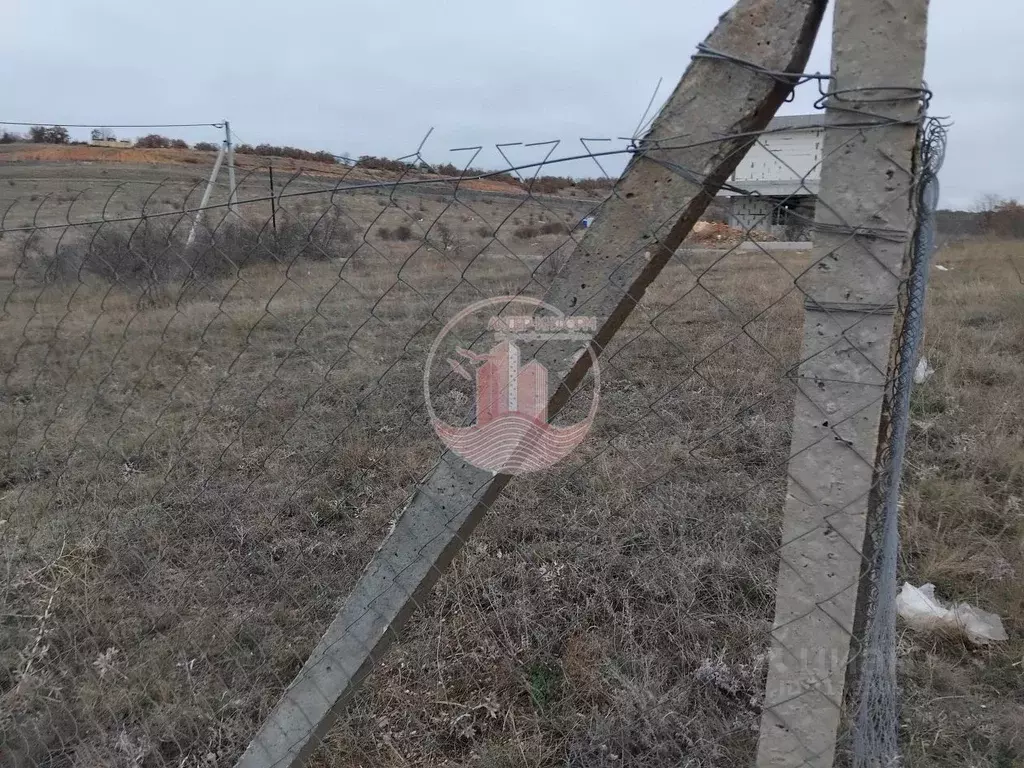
(896, 582), (1008, 645)
(913, 357), (935, 384)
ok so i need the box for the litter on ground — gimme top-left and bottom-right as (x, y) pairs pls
(913, 357), (935, 384)
(896, 582), (1008, 645)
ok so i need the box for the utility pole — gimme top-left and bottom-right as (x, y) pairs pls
(186, 141), (226, 247)
(225, 120), (239, 218)
(269, 161), (278, 241)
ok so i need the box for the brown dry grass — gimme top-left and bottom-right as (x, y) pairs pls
(5, 144), (214, 167)
(0, 186), (1020, 768)
(896, 238), (1023, 767)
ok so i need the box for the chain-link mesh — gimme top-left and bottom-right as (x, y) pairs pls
(849, 117), (947, 768)
(0, 72), (937, 768)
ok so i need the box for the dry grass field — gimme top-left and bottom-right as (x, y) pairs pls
(896, 239), (1023, 767)
(0, 162), (1020, 768)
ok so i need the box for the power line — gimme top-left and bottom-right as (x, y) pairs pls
(0, 120), (224, 129)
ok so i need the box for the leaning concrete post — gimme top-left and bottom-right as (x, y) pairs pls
(237, 1), (826, 765)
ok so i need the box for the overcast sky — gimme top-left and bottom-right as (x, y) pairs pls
(3, 0), (1020, 209)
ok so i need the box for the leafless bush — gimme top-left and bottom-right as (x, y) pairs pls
(539, 221), (569, 236)
(24, 213), (355, 290)
(24, 222), (181, 285)
(976, 195), (1024, 238)
(135, 134), (173, 149)
(236, 143), (337, 164)
(28, 125), (69, 144)
(435, 223), (465, 253)
(541, 241), (573, 277)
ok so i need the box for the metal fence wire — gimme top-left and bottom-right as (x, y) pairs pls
(1, 81), (936, 768)
(850, 116), (947, 768)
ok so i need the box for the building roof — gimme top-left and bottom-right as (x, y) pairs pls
(766, 114), (826, 130)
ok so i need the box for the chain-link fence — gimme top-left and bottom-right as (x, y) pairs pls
(2, 17), (937, 768)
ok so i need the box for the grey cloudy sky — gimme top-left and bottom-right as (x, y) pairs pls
(4, 0), (1021, 209)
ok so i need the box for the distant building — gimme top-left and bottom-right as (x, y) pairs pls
(717, 114), (825, 239)
(89, 137), (133, 149)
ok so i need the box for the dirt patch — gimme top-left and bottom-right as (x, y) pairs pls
(6, 144), (204, 166)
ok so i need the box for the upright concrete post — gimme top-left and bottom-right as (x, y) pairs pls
(236, 1), (826, 765)
(755, 2), (929, 767)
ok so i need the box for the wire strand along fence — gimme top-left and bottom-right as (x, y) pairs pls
(850, 117), (946, 768)
(2, 69), (939, 768)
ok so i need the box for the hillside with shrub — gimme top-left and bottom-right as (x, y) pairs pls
(0, 126), (617, 199)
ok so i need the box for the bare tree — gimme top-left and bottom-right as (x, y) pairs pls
(29, 126), (69, 144)
(972, 193), (1024, 237)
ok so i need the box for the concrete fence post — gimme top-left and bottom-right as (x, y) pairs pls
(755, 1), (929, 766)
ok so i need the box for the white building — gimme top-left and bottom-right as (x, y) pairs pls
(718, 114), (825, 239)
(89, 137), (134, 149)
